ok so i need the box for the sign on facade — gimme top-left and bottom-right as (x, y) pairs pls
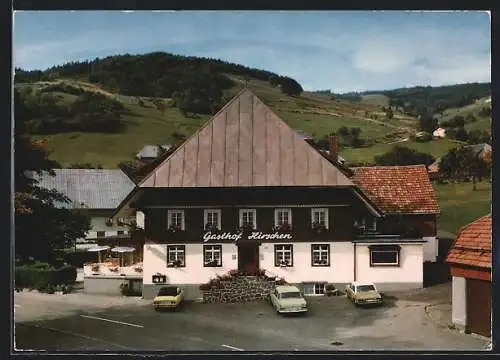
(203, 231), (293, 242)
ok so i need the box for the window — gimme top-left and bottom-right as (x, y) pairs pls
(311, 208), (329, 229)
(117, 230), (125, 235)
(167, 210), (185, 230)
(203, 245), (222, 267)
(274, 208), (292, 227)
(302, 283), (326, 296)
(311, 244), (330, 266)
(96, 231), (105, 238)
(239, 209), (257, 229)
(274, 244), (293, 267)
(369, 245), (400, 266)
(204, 209), (221, 231)
(167, 245), (186, 267)
(355, 216), (377, 231)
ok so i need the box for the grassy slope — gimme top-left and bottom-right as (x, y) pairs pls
(26, 77), (417, 168)
(434, 180), (491, 237)
(437, 97), (492, 132)
(341, 138), (462, 164)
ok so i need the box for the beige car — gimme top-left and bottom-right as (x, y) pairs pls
(269, 285), (309, 315)
(345, 281), (383, 306)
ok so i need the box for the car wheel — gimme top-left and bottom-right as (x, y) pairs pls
(154, 306), (160, 312)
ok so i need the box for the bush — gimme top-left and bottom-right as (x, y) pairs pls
(15, 263), (77, 289)
(63, 250), (98, 267)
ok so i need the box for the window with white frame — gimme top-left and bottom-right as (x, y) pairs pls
(274, 208), (292, 227)
(311, 244), (330, 266)
(239, 209), (257, 229)
(203, 245), (222, 267)
(311, 208), (329, 229)
(274, 244), (293, 267)
(167, 210), (185, 231)
(302, 283), (326, 296)
(204, 209), (221, 231)
(369, 245), (400, 266)
(167, 245), (186, 267)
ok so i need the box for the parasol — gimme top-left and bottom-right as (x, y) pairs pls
(111, 247), (136, 267)
(87, 245), (110, 263)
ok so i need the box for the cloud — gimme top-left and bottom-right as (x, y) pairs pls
(13, 11), (490, 91)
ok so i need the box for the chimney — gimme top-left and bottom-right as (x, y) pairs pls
(328, 135), (339, 163)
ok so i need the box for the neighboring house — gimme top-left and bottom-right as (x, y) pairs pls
(433, 128), (446, 138)
(113, 89), (440, 300)
(446, 215), (492, 337)
(35, 169), (137, 244)
(136, 144), (172, 161)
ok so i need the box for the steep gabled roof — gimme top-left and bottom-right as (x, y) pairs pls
(446, 215), (492, 269)
(140, 89), (354, 188)
(35, 169), (136, 209)
(351, 165), (440, 214)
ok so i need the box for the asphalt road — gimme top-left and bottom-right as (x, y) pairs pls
(14, 289), (491, 352)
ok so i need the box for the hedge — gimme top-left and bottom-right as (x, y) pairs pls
(15, 263), (77, 289)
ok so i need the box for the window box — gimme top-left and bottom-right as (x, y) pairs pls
(105, 218), (113, 227)
(273, 223), (292, 233)
(238, 223), (255, 233)
(311, 221), (327, 233)
(168, 223), (184, 233)
(204, 223), (221, 232)
(369, 245), (401, 267)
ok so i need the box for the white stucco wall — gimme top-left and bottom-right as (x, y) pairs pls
(452, 276), (467, 329)
(356, 243), (423, 288)
(143, 241), (424, 291)
(259, 241), (354, 284)
(86, 216), (130, 239)
(143, 243), (238, 285)
(423, 236), (438, 262)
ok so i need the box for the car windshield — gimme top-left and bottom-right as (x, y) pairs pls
(280, 291), (302, 299)
(357, 285), (376, 292)
(158, 287), (178, 296)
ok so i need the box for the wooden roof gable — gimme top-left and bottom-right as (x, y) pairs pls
(140, 89), (354, 188)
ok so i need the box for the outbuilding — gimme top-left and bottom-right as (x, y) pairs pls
(446, 215), (492, 337)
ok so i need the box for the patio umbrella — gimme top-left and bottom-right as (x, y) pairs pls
(111, 247), (136, 266)
(87, 245), (110, 263)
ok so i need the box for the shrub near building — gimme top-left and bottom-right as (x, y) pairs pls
(15, 261), (77, 292)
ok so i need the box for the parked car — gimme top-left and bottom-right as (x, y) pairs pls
(153, 286), (184, 311)
(269, 285), (308, 315)
(345, 281), (383, 306)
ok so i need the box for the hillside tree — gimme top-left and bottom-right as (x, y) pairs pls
(14, 89), (91, 262)
(374, 145), (435, 167)
(440, 146), (489, 190)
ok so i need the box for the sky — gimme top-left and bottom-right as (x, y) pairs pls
(13, 11), (491, 93)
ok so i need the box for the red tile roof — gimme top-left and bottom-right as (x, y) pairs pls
(446, 215), (492, 269)
(351, 165), (440, 214)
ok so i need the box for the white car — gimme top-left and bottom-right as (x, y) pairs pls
(269, 285), (308, 315)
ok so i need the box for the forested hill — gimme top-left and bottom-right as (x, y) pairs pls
(14, 52), (303, 115)
(323, 82), (491, 117)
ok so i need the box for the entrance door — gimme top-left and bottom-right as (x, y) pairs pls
(466, 278), (491, 337)
(237, 242), (259, 272)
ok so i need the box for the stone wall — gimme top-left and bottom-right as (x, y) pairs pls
(202, 276), (277, 304)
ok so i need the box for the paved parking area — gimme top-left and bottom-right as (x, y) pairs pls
(13, 284), (490, 352)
